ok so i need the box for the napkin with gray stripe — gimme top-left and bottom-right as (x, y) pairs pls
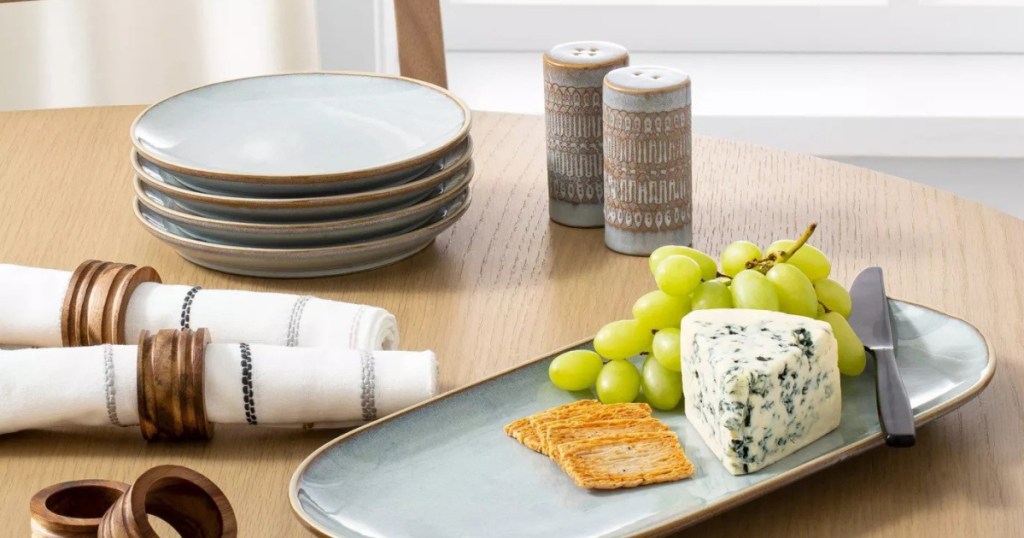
(0, 264), (398, 350)
(0, 344), (437, 435)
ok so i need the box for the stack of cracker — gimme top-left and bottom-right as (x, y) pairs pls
(504, 400), (695, 489)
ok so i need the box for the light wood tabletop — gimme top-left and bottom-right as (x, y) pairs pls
(0, 106), (1021, 537)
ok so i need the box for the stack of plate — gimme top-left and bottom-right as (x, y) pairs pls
(130, 72), (473, 278)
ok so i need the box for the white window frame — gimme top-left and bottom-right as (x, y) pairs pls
(443, 0), (1024, 53)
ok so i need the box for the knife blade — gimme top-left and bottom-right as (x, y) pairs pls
(847, 267), (916, 447)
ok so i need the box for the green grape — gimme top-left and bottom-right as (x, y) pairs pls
(641, 357), (683, 410)
(653, 255), (702, 297)
(649, 246), (718, 281)
(817, 302), (826, 316)
(819, 312), (867, 376)
(730, 269), (780, 311)
(765, 240), (831, 281)
(652, 328), (681, 371)
(764, 239), (792, 257)
(720, 241), (762, 277)
(548, 350), (604, 391)
(632, 291), (691, 330)
(593, 319), (653, 360)
(813, 278), (853, 318)
(710, 277), (732, 286)
(765, 263), (818, 318)
(691, 281), (733, 310)
(596, 360), (641, 404)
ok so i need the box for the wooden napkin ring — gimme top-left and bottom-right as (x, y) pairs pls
(61, 260), (162, 347)
(98, 465), (237, 538)
(61, 260), (107, 347)
(137, 328), (214, 442)
(30, 479), (130, 537)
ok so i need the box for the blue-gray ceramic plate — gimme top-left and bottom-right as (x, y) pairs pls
(131, 72), (471, 196)
(133, 162), (472, 249)
(290, 300), (994, 537)
(131, 138), (473, 221)
(134, 192), (470, 278)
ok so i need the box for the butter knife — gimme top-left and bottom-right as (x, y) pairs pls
(847, 267), (916, 447)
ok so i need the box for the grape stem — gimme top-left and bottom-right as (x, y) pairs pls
(745, 222), (819, 273)
(777, 222), (818, 264)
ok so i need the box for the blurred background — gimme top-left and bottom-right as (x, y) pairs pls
(1, 0), (1021, 217)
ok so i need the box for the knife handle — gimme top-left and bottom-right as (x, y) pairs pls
(873, 347), (916, 447)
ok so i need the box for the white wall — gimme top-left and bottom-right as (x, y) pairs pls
(314, 0), (383, 74)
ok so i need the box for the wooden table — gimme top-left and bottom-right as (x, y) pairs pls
(1, 106), (1021, 537)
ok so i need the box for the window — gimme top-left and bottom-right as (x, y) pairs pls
(443, 0), (1024, 53)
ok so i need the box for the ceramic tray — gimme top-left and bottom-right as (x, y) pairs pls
(290, 300), (994, 537)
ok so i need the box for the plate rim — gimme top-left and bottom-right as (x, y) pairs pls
(134, 192), (471, 257)
(129, 71), (472, 184)
(287, 298), (997, 538)
(133, 162), (473, 233)
(130, 138), (474, 210)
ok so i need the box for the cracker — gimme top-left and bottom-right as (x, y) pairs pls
(545, 417), (668, 462)
(528, 402), (651, 454)
(558, 431), (695, 490)
(503, 400), (599, 451)
(502, 417), (533, 445)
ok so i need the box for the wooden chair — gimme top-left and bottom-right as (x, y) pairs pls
(394, 0), (448, 88)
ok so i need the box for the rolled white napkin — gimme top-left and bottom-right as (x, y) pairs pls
(0, 264), (399, 350)
(0, 344), (437, 436)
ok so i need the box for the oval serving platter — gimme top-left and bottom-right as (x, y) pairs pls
(290, 300), (994, 537)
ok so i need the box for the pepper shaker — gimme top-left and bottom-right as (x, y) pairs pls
(602, 66), (692, 254)
(543, 41), (629, 227)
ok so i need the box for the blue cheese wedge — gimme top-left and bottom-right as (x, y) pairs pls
(681, 309), (841, 475)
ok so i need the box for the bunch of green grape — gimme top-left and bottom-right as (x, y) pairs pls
(548, 225), (867, 408)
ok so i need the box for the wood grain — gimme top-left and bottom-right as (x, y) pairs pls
(0, 106), (1021, 536)
(59, 260), (161, 346)
(394, 0), (448, 88)
(136, 329), (213, 442)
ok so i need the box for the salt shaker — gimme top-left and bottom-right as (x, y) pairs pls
(543, 41), (629, 227)
(602, 66), (692, 254)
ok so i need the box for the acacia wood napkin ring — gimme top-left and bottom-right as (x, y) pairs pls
(31, 466), (236, 538)
(137, 328), (214, 442)
(61, 260), (162, 347)
(30, 480), (130, 537)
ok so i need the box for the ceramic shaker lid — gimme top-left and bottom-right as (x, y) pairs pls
(605, 65), (690, 93)
(545, 41), (629, 68)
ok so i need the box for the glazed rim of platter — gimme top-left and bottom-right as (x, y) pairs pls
(130, 72), (471, 184)
(131, 139), (474, 210)
(133, 193), (470, 257)
(133, 161), (473, 232)
(286, 301), (996, 538)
